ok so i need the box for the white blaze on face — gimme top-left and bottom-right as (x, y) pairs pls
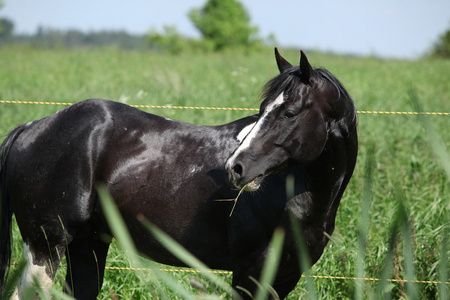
(237, 122), (257, 143)
(228, 92), (285, 164)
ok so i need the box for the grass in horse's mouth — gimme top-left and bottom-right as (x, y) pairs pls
(215, 182), (251, 217)
(215, 175), (263, 216)
(228, 182), (249, 217)
(243, 175), (263, 192)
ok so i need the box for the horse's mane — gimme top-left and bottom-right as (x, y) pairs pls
(314, 68), (352, 101)
(261, 67), (351, 102)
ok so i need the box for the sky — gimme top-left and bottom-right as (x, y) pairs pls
(1, 0), (449, 59)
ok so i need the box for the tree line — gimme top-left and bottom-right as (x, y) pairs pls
(0, 25), (150, 50)
(0, 0), (270, 53)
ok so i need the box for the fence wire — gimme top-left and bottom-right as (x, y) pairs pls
(1, 99), (450, 115)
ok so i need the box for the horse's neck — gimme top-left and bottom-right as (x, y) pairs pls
(290, 132), (356, 228)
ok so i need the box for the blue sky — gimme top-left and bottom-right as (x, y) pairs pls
(1, 0), (449, 59)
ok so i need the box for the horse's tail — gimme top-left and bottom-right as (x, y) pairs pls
(0, 124), (26, 292)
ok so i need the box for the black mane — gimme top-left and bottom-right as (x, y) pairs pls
(262, 66), (352, 103)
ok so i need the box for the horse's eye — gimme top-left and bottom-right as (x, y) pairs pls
(284, 110), (297, 119)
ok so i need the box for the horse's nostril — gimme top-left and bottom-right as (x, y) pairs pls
(233, 164), (243, 177)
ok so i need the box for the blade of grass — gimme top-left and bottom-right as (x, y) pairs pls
(32, 276), (51, 300)
(3, 261), (72, 300)
(410, 86), (450, 180)
(373, 214), (400, 299)
(438, 227), (448, 300)
(1, 260), (26, 300)
(254, 228), (285, 300)
(286, 174), (317, 300)
(400, 202), (418, 300)
(49, 289), (78, 300)
(96, 185), (135, 253)
(230, 182), (250, 217)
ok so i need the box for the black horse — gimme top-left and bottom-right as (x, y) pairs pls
(0, 49), (357, 299)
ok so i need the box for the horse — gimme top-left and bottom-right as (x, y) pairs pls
(0, 48), (357, 299)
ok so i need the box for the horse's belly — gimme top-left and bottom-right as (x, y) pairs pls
(106, 176), (235, 270)
(121, 210), (234, 270)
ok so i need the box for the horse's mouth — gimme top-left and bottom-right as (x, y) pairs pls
(242, 175), (264, 192)
(226, 164), (264, 191)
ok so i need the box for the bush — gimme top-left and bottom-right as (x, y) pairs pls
(148, 26), (215, 54)
(432, 23), (450, 58)
(188, 0), (261, 51)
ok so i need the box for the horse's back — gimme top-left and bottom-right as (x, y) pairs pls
(5, 99), (133, 242)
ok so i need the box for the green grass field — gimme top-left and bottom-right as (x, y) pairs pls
(0, 46), (449, 299)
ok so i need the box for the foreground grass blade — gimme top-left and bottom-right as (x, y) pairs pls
(438, 227), (448, 299)
(97, 184), (197, 299)
(1, 260), (26, 300)
(254, 228), (285, 300)
(373, 209), (400, 299)
(50, 289), (78, 300)
(401, 205), (418, 300)
(410, 86), (450, 179)
(97, 185), (136, 254)
(286, 174), (317, 300)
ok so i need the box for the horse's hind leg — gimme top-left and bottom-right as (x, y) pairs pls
(65, 236), (110, 299)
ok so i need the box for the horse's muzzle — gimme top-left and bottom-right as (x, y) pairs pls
(226, 160), (263, 192)
(226, 161), (244, 190)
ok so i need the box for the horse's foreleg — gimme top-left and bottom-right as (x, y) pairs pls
(65, 237), (110, 300)
(11, 243), (61, 300)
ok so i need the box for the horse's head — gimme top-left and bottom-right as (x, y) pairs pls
(225, 48), (356, 191)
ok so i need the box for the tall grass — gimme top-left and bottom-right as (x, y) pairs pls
(1, 46), (449, 299)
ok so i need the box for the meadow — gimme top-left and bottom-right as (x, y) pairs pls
(0, 46), (449, 299)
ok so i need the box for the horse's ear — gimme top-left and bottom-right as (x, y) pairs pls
(275, 47), (292, 73)
(299, 50), (316, 85)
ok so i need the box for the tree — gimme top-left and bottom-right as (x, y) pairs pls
(148, 26), (186, 54)
(0, 1), (16, 43)
(0, 0), (4, 34)
(432, 23), (450, 58)
(189, 0), (259, 50)
(0, 18), (14, 42)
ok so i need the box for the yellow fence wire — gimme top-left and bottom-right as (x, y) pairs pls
(1, 99), (450, 115)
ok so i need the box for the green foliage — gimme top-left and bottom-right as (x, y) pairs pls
(432, 22), (450, 58)
(148, 26), (186, 54)
(148, 26), (214, 54)
(189, 0), (260, 50)
(0, 0), (6, 36)
(0, 18), (14, 43)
